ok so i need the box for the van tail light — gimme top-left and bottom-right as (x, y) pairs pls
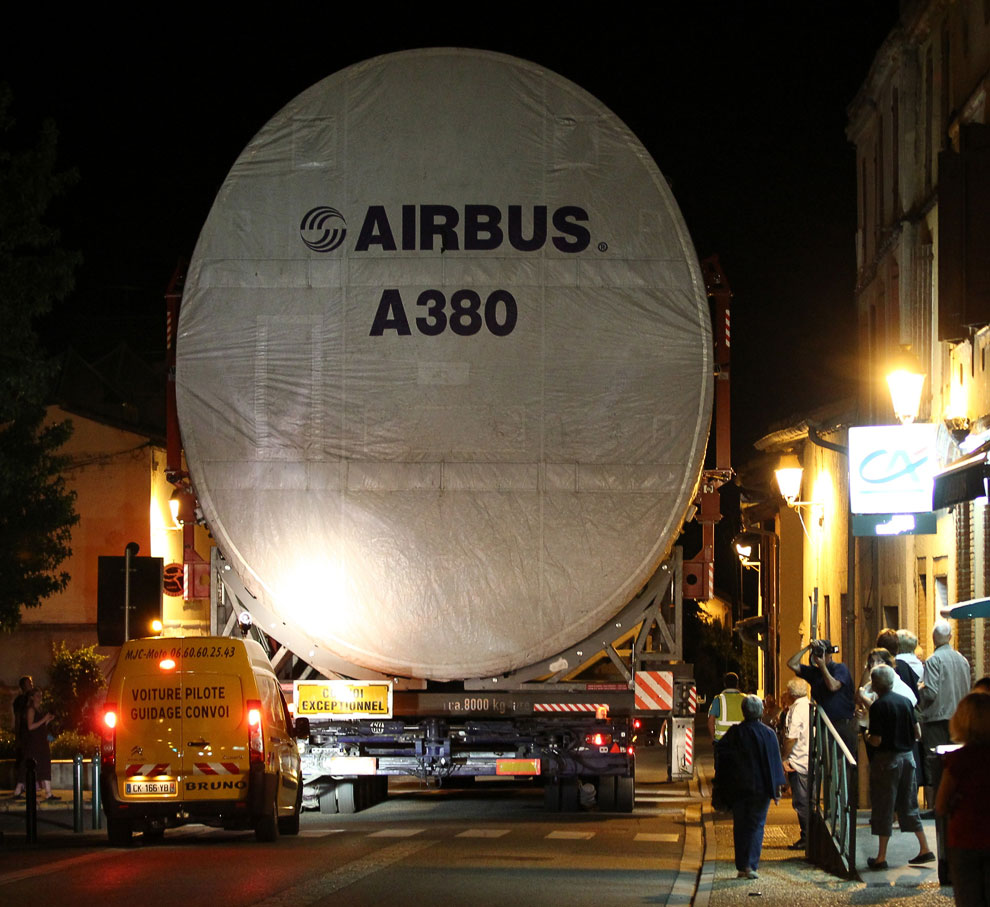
(102, 704), (118, 767)
(247, 700), (264, 765)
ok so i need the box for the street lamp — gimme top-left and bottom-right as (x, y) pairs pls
(886, 349), (925, 425)
(774, 454), (804, 506)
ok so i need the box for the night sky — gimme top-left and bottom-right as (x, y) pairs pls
(3, 4), (898, 459)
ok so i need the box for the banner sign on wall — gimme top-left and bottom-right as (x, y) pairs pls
(848, 424), (937, 514)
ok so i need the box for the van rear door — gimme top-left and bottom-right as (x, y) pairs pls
(115, 659), (182, 799)
(177, 642), (250, 801)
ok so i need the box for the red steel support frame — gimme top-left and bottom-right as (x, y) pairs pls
(683, 256), (733, 601)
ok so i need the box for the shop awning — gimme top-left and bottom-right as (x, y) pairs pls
(940, 596), (990, 620)
(932, 442), (990, 509)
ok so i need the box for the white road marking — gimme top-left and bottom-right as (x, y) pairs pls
(546, 830), (595, 840)
(634, 832), (681, 842)
(455, 829), (512, 838)
(367, 828), (425, 837)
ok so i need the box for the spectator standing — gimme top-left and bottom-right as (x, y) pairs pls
(782, 678), (811, 850)
(714, 695), (786, 880)
(896, 629), (925, 686)
(707, 672), (745, 743)
(787, 639), (858, 758)
(865, 664), (933, 870)
(9, 675), (34, 799)
(918, 620), (971, 804)
(22, 688), (58, 800)
(877, 627), (920, 696)
(935, 692), (990, 907)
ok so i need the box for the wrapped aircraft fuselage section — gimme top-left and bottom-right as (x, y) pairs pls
(177, 49), (712, 681)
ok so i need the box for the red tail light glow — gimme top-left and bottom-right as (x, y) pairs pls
(102, 704), (117, 766)
(585, 732), (612, 747)
(247, 699), (264, 764)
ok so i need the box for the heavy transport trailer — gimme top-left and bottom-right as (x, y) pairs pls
(210, 546), (698, 814)
(164, 50), (733, 815)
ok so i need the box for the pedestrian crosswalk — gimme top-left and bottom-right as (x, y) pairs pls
(179, 824), (683, 844)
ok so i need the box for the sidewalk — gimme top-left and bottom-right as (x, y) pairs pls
(693, 737), (953, 907)
(0, 789), (106, 849)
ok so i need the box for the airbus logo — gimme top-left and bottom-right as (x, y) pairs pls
(299, 204), (591, 254)
(300, 207), (347, 252)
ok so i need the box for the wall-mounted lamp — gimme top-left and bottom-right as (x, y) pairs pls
(774, 453), (823, 540)
(732, 531), (762, 569)
(886, 349), (926, 425)
(774, 453), (804, 506)
(169, 486), (196, 528)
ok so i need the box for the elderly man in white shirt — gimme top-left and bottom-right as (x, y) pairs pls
(782, 677), (811, 850)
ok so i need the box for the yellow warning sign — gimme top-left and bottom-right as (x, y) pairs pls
(294, 680), (393, 719)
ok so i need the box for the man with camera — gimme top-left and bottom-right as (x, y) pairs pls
(787, 638), (858, 758)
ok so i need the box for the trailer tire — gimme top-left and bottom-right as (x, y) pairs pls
(543, 780), (561, 811)
(616, 775), (635, 813)
(597, 775), (617, 812)
(336, 780), (358, 814)
(318, 785), (339, 814)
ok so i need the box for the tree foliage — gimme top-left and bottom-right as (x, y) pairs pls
(46, 641), (107, 734)
(0, 84), (80, 629)
(683, 599), (757, 699)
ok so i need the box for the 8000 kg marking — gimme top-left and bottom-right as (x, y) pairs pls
(370, 288), (517, 337)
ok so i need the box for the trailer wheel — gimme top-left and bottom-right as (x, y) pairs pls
(318, 785), (339, 814)
(336, 780), (358, 813)
(597, 776), (617, 812)
(543, 780), (561, 811)
(374, 776), (389, 803)
(616, 775), (635, 813)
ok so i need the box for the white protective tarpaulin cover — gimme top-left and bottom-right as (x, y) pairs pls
(177, 49), (712, 680)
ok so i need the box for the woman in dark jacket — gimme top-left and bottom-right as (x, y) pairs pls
(714, 694), (786, 880)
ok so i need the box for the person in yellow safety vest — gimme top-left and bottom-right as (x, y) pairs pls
(708, 672), (746, 742)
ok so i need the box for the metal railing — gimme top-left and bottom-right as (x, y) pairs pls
(808, 705), (859, 879)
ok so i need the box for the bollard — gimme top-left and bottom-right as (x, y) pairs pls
(25, 758), (37, 844)
(73, 754), (84, 832)
(92, 749), (102, 829)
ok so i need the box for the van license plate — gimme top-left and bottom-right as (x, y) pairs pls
(126, 781), (176, 795)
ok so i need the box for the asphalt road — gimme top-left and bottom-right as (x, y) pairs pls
(0, 747), (697, 907)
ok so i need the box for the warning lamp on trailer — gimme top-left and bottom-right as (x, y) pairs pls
(585, 732), (612, 747)
(247, 700), (264, 764)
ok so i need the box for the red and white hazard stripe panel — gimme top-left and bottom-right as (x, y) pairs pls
(634, 671), (673, 710)
(125, 763), (170, 777)
(686, 684), (698, 714)
(683, 725), (694, 768)
(192, 762), (242, 775)
(532, 703), (607, 713)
